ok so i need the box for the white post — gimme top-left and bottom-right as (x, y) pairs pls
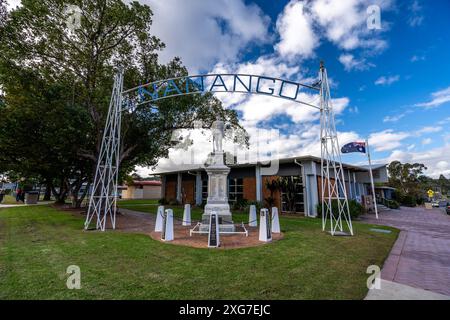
(255, 165), (262, 202)
(259, 208), (272, 242)
(271, 207), (280, 233)
(208, 212), (220, 248)
(161, 209), (174, 241)
(155, 205), (164, 232)
(182, 204), (191, 226)
(249, 205), (257, 227)
(366, 139), (378, 219)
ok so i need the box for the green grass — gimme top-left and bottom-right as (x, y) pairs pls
(0, 204), (398, 300)
(1, 194), (21, 204)
(118, 199), (159, 205)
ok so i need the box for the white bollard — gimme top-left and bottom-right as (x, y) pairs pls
(155, 205), (164, 232)
(208, 211), (220, 248)
(249, 205), (257, 227)
(161, 209), (174, 241)
(259, 208), (272, 242)
(271, 207), (280, 233)
(182, 204), (191, 226)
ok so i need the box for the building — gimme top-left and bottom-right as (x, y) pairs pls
(157, 155), (389, 216)
(121, 180), (162, 200)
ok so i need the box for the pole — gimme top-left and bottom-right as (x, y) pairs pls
(365, 139), (378, 219)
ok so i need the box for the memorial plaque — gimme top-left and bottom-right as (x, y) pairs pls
(161, 211), (167, 241)
(266, 210), (272, 240)
(208, 213), (219, 247)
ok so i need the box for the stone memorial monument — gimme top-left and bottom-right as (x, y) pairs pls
(200, 119), (235, 232)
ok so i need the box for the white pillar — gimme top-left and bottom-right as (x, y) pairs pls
(348, 170), (353, 199)
(271, 207), (280, 233)
(259, 208), (272, 242)
(309, 162), (319, 217)
(176, 172), (182, 203)
(155, 205), (164, 232)
(195, 172), (202, 206)
(161, 209), (174, 241)
(255, 165), (262, 202)
(182, 204), (191, 226)
(249, 205), (257, 227)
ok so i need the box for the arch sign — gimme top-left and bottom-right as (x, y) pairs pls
(122, 73), (320, 110)
(85, 62), (354, 237)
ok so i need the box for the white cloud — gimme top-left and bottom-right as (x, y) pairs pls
(421, 138), (432, 145)
(415, 86), (450, 108)
(6, 0), (21, 10)
(311, 0), (392, 51)
(383, 113), (405, 122)
(410, 55), (425, 62)
(338, 53), (374, 71)
(142, 0), (270, 72)
(416, 126), (442, 135)
(374, 75), (400, 86)
(368, 129), (410, 151)
(274, 0), (318, 59)
(384, 144), (450, 178)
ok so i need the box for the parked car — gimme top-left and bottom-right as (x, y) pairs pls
(431, 201), (440, 207)
(446, 203), (450, 215)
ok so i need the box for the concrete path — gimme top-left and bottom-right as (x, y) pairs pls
(362, 206), (450, 299)
(0, 201), (52, 208)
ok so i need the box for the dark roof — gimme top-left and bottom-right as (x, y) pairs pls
(154, 155), (379, 175)
(129, 180), (161, 186)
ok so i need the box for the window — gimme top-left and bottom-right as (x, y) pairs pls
(194, 179), (209, 202)
(280, 176), (304, 213)
(228, 178), (244, 203)
(202, 179), (208, 201)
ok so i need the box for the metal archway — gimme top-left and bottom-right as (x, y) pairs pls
(84, 62), (353, 236)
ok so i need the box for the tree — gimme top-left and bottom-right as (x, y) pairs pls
(0, 0), (247, 206)
(0, 0), (7, 28)
(388, 161), (427, 203)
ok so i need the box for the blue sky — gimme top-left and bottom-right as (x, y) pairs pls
(7, 0), (450, 177)
(141, 0), (450, 177)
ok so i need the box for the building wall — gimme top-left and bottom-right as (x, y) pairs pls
(165, 181), (177, 201)
(262, 176), (281, 211)
(181, 180), (195, 204)
(243, 176), (256, 201)
(122, 185), (161, 199)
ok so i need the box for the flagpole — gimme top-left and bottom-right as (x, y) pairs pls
(365, 139), (378, 219)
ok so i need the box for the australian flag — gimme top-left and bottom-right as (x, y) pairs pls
(341, 141), (366, 154)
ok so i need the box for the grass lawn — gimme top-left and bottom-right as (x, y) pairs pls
(0, 203), (398, 299)
(0, 194), (20, 204)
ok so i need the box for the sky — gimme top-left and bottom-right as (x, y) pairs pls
(6, 0), (450, 177)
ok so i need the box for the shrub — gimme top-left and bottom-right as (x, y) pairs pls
(158, 198), (168, 205)
(264, 196), (275, 208)
(232, 198), (248, 211)
(168, 199), (179, 206)
(386, 199), (399, 209)
(316, 199), (364, 219)
(245, 200), (263, 213)
(400, 194), (416, 207)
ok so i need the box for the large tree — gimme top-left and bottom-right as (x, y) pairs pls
(387, 161), (427, 199)
(0, 0), (246, 206)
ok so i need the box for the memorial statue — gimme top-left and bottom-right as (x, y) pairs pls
(211, 119), (225, 152)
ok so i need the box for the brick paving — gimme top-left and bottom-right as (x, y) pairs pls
(113, 208), (283, 249)
(362, 207), (450, 296)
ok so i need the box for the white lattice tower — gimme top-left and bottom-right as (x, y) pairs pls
(85, 70), (123, 231)
(319, 62), (353, 236)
